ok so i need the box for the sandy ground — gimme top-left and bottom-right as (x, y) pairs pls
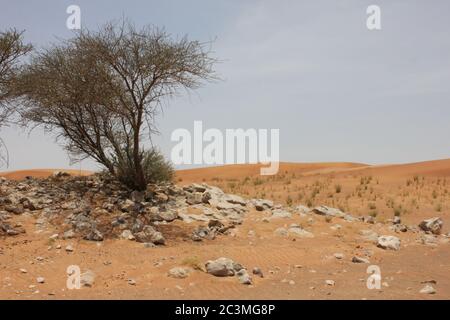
(0, 160), (449, 300)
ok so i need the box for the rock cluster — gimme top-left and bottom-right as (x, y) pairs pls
(0, 174), (256, 244)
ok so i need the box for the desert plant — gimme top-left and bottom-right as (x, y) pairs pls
(368, 202), (377, 210)
(11, 21), (216, 190)
(286, 195), (293, 206)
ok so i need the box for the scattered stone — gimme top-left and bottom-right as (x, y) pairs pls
(420, 284), (436, 294)
(236, 269), (252, 285)
(288, 225), (314, 238)
(377, 235), (401, 251)
(63, 229), (75, 240)
(333, 253), (344, 260)
(420, 234), (438, 246)
(325, 280), (335, 286)
(127, 279), (136, 286)
(134, 226), (165, 245)
(252, 267), (264, 278)
(168, 267), (191, 279)
(352, 256), (370, 264)
(274, 227), (288, 237)
(205, 257), (242, 277)
(362, 216), (375, 224)
(270, 209), (292, 219)
(65, 245), (74, 252)
(329, 224), (342, 231)
(312, 206), (345, 218)
(295, 205), (311, 215)
(19, 268), (27, 274)
(419, 217), (443, 235)
(80, 270), (95, 287)
(121, 230), (135, 240)
(36, 277), (45, 284)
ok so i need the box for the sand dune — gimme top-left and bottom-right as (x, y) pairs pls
(0, 169), (93, 180)
(176, 159), (450, 183)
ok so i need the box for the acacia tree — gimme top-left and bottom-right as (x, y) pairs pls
(13, 22), (216, 189)
(0, 29), (32, 167)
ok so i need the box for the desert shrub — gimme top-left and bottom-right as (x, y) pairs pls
(368, 202), (377, 210)
(286, 195), (293, 206)
(393, 207), (402, 217)
(115, 148), (174, 188)
(253, 178), (263, 186)
(435, 203), (442, 212)
(181, 256), (204, 271)
(432, 190), (438, 199)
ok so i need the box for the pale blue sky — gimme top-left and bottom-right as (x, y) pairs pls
(1, 0), (449, 171)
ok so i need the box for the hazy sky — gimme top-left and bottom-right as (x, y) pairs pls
(1, 0), (449, 171)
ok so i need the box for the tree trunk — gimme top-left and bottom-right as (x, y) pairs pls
(133, 123), (146, 191)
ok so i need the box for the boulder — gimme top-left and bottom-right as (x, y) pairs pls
(419, 217), (443, 235)
(311, 206), (345, 218)
(168, 267), (191, 279)
(377, 235), (401, 251)
(205, 257), (242, 277)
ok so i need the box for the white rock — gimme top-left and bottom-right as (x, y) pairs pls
(325, 280), (335, 286)
(205, 257), (240, 277)
(80, 270), (95, 287)
(377, 235), (401, 251)
(120, 230), (135, 240)
(420, 284), (436, 294)
(236, 269), (252, 285)
(312, 206), (346, 218)
(333, 253), (344, 260)
(168, 267), (191, 279)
